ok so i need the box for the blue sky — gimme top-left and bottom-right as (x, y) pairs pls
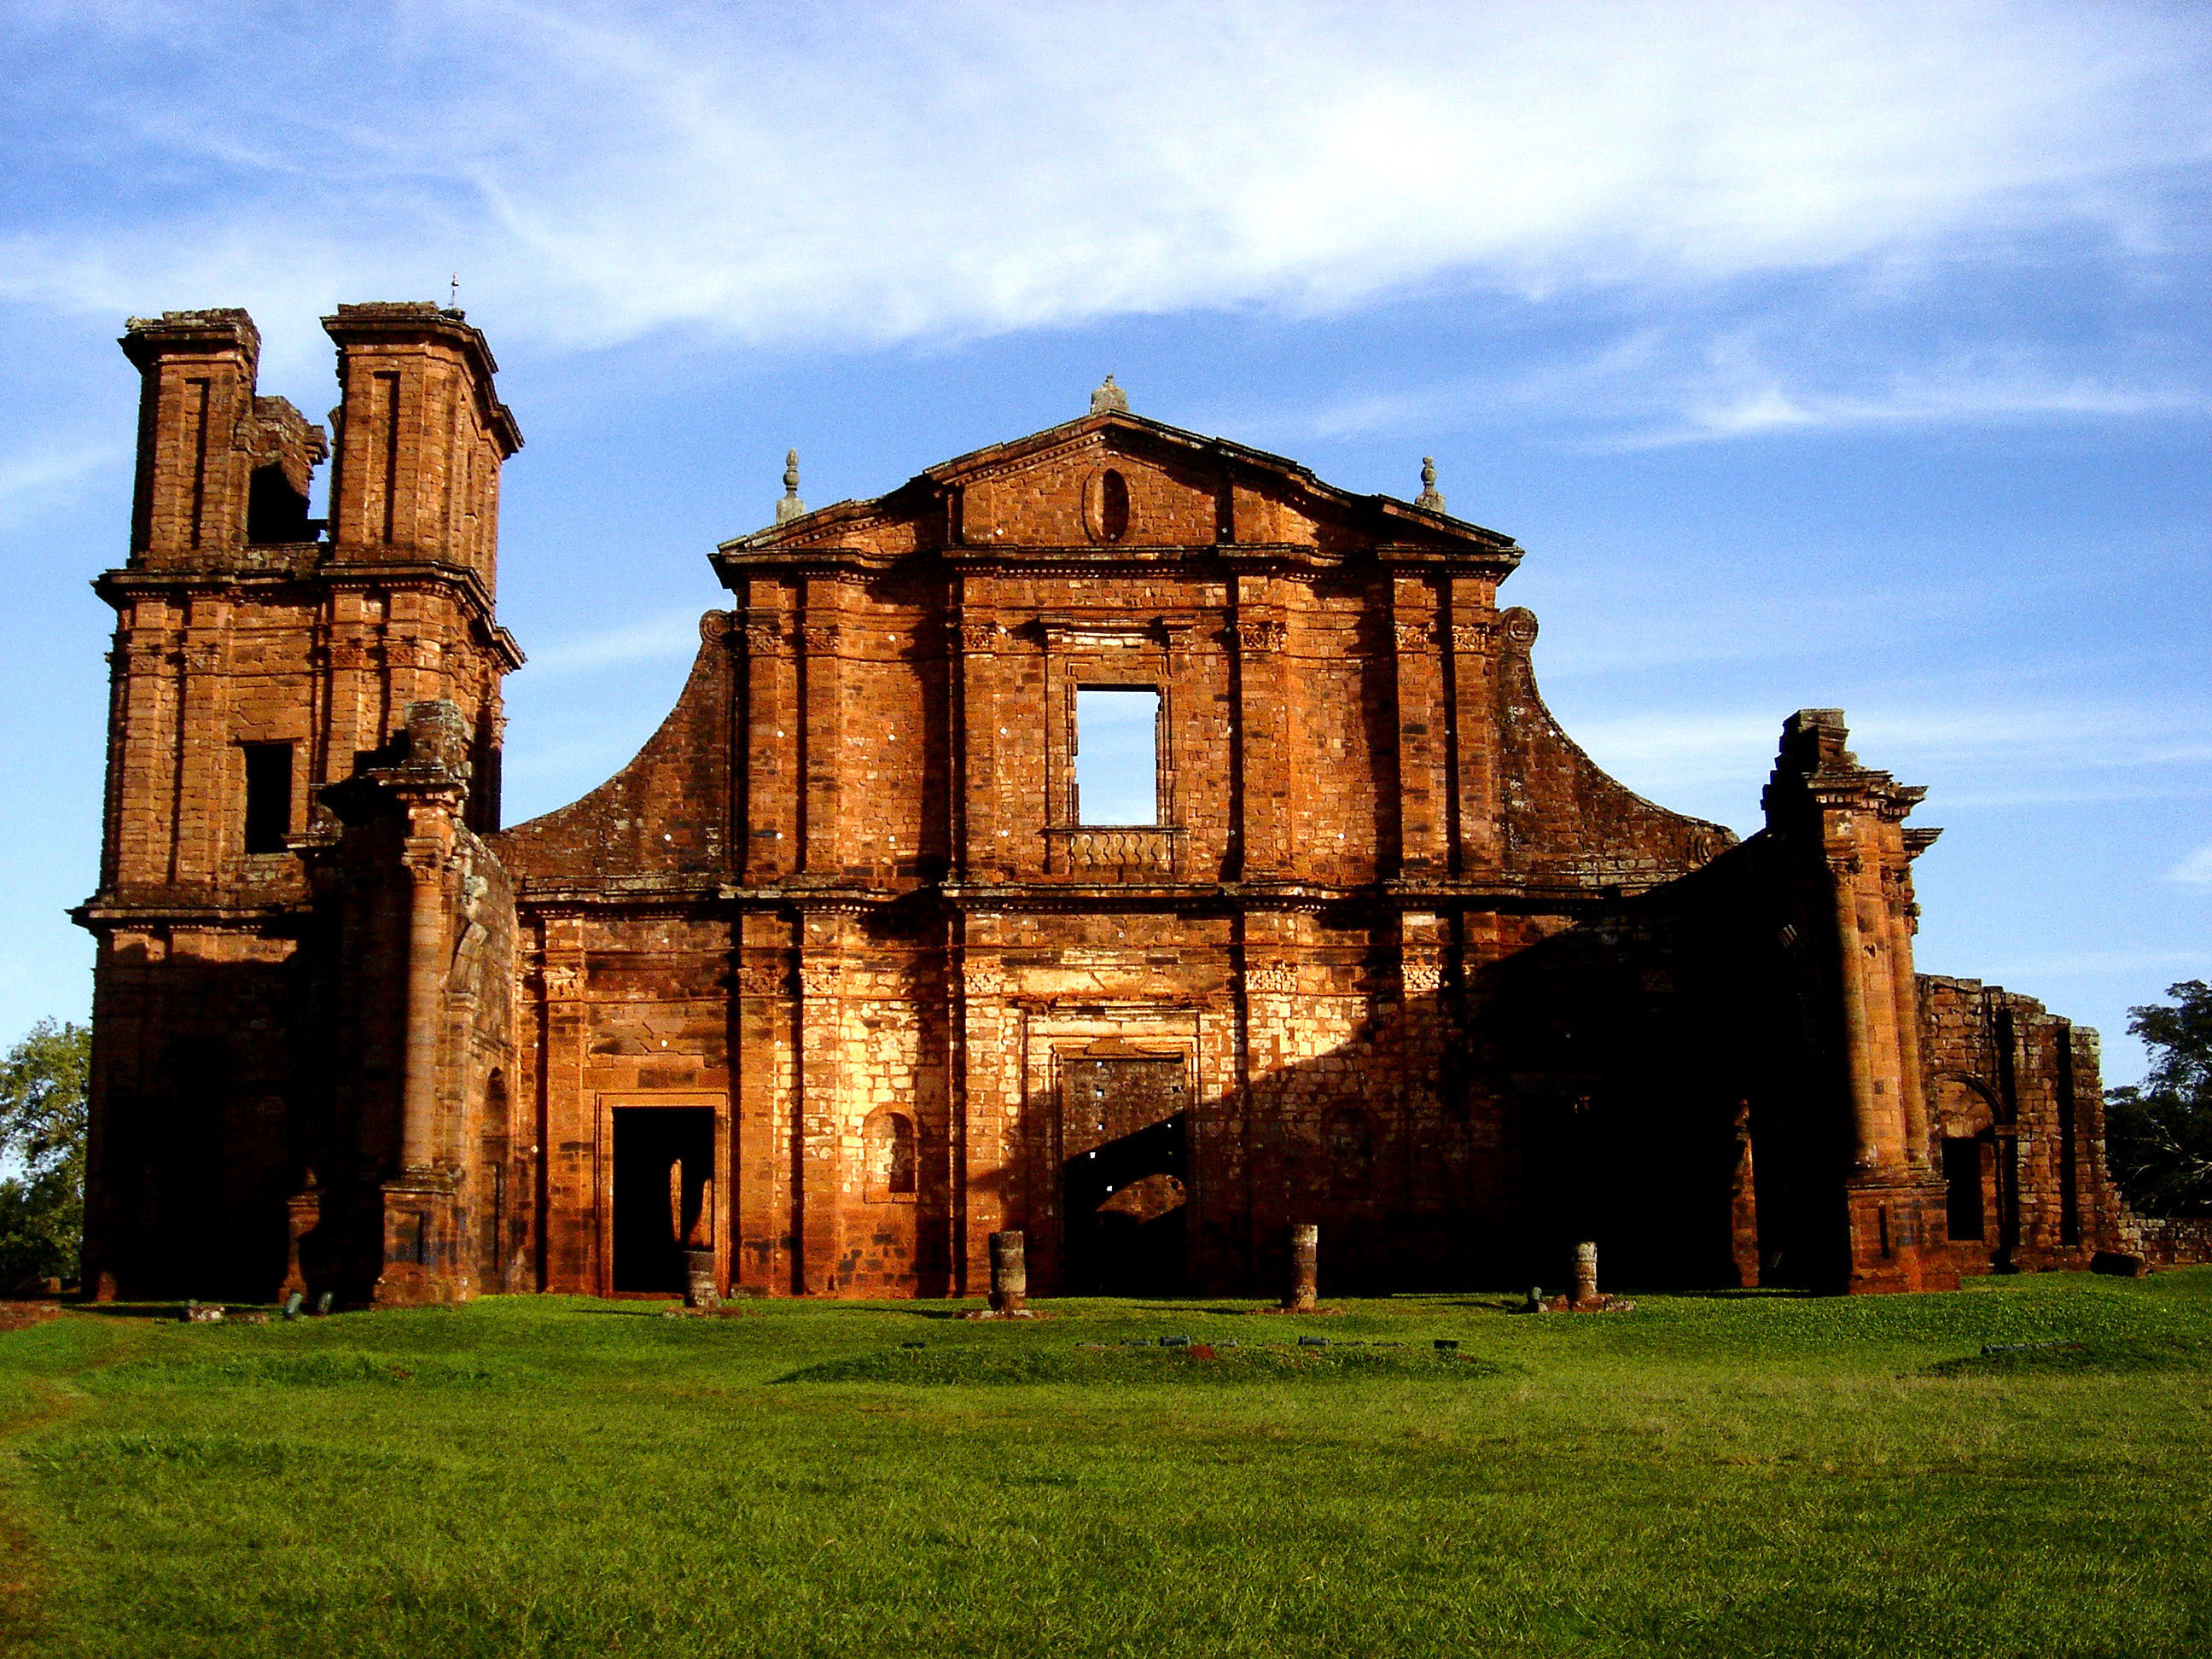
(1, 0), (2206, 1081)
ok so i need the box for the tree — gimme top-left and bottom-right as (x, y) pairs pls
(0, 1019), (90, 1289)
(2105, 980), (2212, 1218)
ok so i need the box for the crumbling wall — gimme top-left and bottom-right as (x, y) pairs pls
(1917, 975), (2130, 1272)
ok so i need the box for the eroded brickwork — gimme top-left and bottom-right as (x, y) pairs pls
(80, 307), (2181, 1305)
(1918, 976), (2131, 1272)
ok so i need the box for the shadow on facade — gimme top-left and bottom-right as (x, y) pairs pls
(87, 948), (349, 1303)
(1033, 849), (1857, 1302)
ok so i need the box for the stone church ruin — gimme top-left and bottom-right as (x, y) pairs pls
(75, 302), (2180, 1307)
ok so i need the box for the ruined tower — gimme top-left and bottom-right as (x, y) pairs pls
(79, 304), (523, 1301)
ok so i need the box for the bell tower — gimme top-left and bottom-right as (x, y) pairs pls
(319, 302), (523, 830)
(79, 303), (523, 1301)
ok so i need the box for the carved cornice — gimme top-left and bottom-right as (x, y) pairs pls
(954, 430), (1104, 487)
(93, 557), (525, 671)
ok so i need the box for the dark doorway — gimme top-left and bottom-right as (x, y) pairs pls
(1061, 1042), (1188, 1295)
(612, 1108), (715, 1292)
(1943, 1137), (1985, 1243)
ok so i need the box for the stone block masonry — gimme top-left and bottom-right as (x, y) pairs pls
(77, 322), (2189, 1306)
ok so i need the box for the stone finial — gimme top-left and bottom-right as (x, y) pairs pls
(775, 448), (806, 524)
(1415, 456), (1447, 514)
(1090, 375), (1129, 415)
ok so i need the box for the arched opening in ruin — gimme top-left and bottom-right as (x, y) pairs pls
(864, 1107), (917, 1202)
(1933, 1073), (2002, 1250)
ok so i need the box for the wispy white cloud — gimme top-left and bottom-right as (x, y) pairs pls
(523, 608), (710, 676)
(1562, 692), (2212, 811)
(1626, 373), (2203, 447)
(0, 444), (119, 533)
(1288, 329), (2210, 448)
(2168, 847), (2212, 888)
(1, 0), (2205, 374)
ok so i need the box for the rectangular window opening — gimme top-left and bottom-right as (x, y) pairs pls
(1074, 688), (1161, 826)
(242, 742), (294, 854)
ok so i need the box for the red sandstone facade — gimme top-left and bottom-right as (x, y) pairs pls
(77, 305), (2165, 1305)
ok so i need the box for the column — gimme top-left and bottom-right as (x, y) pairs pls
(733, 910), (793, 1295)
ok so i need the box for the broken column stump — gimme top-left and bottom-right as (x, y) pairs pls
(684, 1249), (719, 1309)
(1284, 1223), (1319, 1312)
(1573, 1240), (1599, 1307)
(988, 1230), (1027, 1314)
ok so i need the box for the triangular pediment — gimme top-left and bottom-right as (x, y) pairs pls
(716, 410), (1519, 571)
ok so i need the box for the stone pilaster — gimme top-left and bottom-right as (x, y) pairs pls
(1388, 580), (1447, 876)
(953, 911), (1012, 1296)
(796, 907), (857, 1291)
(1231, 584), (1293, 880)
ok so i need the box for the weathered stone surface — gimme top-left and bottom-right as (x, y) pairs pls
(988, 1230), (1028, 1314)
(76, 306), (2195, 1307)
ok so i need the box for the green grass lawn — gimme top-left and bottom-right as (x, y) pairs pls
(3, 1271), (2210, 1657)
